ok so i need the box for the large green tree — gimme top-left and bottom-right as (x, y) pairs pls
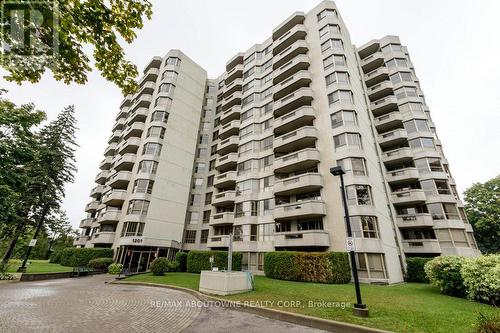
(464, 175), (500, 253)
(1, 0), (152, 95)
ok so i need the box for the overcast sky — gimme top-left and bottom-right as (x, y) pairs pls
(1, 0), (499, 229)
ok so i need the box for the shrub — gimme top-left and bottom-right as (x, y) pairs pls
(461, 254), (500, 305)
(186, 250), (242, 273)
(264, 251), (350, 284)
(405, 257), (432, 283)
(150, 257), (179, 276)
(59, 248), (113, 267)
(0, 262), (16, 281)
(88, 257), (114, 270)
(176, 252), (188, 272)
(474, 312), (500, 333)
(108, 263), (123, 275)
(424, 256), (466, 297)
(49, 249), (64, 264)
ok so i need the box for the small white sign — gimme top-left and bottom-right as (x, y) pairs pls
(346, 237), (356, 252)
(29, 239), (37, 247)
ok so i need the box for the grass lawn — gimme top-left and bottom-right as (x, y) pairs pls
(7, 259), (73, 274)
(124, 272), (497, 333)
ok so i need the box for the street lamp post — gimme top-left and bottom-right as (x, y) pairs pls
(330, 166), (369, 317)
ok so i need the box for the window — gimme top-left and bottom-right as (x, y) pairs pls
(194, 162), (206, 173)
(346, 185), (372, 205)
(165, 57), (181, 66)
(192, 178), (203, 189)
(333, 133), (362, 149)
(317, 8), (337, 21)
(200, 230), (209, 243)
(142, 143), (162, 156)
(151, 111), (169, 123)
(127, 200), (150, 215)
(189, 194), (201, 206)
(337, 157), (367, 176)
(239, 124), (254, 139)
(158, 83), (175, 94)
(381, 43), (402, 53)
(121, 222), (145, 237)
(414, 157), (443, 174)
(133, 179), (154, 194)
(237, 159), (254, 175)
(356, 253), (387, 279)
(209, 159), (215, 171)
(138, 160), (158, 174)
(350, 216), (378, 238)
(243, 67), (255, 80)
(390, 72), (412, 84)
(386, 58), (407, 68)
(261, 87), (272, 99)
(330, 110), (357, 128)
(263, 175), (274, 191)
(154, 96), (172, 108)
(321, 39), (343, 53)
(243, 53), (255, 66)
(147, 126), (166, 139)
(241, 109), (253, 121)
(184, 230), (196, 243)
(162, 70), (178, 81)
(394, 86), (418, 99)
(204, 192), (212, 205)
(325, 72), (349, 85)
(207, 175), (214, 187)
(328, 90), (353, 105)
(242, 80), (254, 93)
(241, 94), (255, 107)
(261, 136), (273, 151)
(323, 54), (346, 69)
(262, 102), (273, 114)
(297, 219), (324, 231)
(319, 24), (340, 37)
(428, 203), (459, 220)
(404, 119), (429, 134)
(202, 210), (211, 223)
(261, 155), (273, 170)
(199, 134), (208, 144)
(409, 137), (434, 150)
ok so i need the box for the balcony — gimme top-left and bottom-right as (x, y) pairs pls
(214, 171), (237, 189)
(90, 185), (106, 198)
(95, 170), (110, 185)
(112, 118), (126, 132)
(396, 214), (435, 228)
(274, 200), (326, 221)
(273, 40), (308, 69)
(378, 129), (408, 148)
(108, 171), (132, 189)
(220, 105), (241, 125)
(273, 71), (312, 100)
(102, 189), (128, 206)
(136, 81), (155, 97)
(212, 190), (236, 206)
(386, 168), (419, 184)
(274, 106), (315, 135)
(223, 78), (243, 98)
(274, 230), (330, 248)
(274, 126), (318, 154)
(217, 135), (239, 155)
(225, 54), (243, 72)
(374, 111), (403, 132)
(210, 212), (235, 225)
(114, 153), (136, 172)
(207, 235), (230, 248)
(367, 81), (393, 101)
(273, 24), (307, 55)
(103, 143), (118, 157)
(120, 95), (132, 109)
(360, 51), (385, 73)
(225, 64), (244, 85)
(122, 122), (145, 140)
(222, 91), (242, 111)
(364, 67), (390, 88)
(274, 173), (323, 196)
(215, 153), (238, 172)
(117, 137), (141, 155)
(129, 94), (152, 113)
(273, 55), (310, 85)
(218, 120), (240, 140)
(127, 107), (148, 125)
(402, 240), (441, 254)
(98, 210), (121, 223)
(108, 130), (122, 144)
(391, 189), (427, 206)
(73, 236), (89, 246)
(90, 232), (116, 245)
(85, 200), (99, 213)
(273, 88), (313, 117)
(382, 147), (413, 165)
(141, 67), (159, 83)
(79, 218), (95, 228)
(370, 96), (398, 116)
(274, 148), (320, 173)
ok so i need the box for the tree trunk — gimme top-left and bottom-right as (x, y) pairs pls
(1, 225), (24, 264)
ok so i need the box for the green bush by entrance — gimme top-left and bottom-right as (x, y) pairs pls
(88, 257), (113, 270)
(405, 257), (432, 283)
(264, 251), (350, 284)
(424, 256), (466, 297)
(150, 257), (178, 276)
(186, 250), (242, 273)
(175, 252), (187, 272)
(59, 248), (113, 267)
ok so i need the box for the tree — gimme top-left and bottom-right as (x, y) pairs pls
(1, 0), (152, 95)
(464, 175), (500, 253)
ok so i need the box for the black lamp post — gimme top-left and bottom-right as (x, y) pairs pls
(330, 166), (369, 317)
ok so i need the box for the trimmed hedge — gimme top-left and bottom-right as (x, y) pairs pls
(176, 252), (188, 272)
(187, 250), (242, 273)
(88, 257), (114, 270)
(59, 248), (113, 267)
(405, 257), (432, 283)
(264, 251), (351, 284)
(49, 249), (64, 264)
(461, 254), (500, 305)
(424, 256), (466, 297)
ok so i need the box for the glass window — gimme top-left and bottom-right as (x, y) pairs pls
(328, 90), (353, 105)
(147, 126), (166, 139)
(200, 230), (209, 243)
(333, 133), (362, 149)
(165, 57), (181, 66)
(161, 70), (178, 81)
(142, 143), (162, 156)
(133, 179), (154, 194)
(154, 96), (172, 108)
(127, 200), (150, 215)
(351, 216), (379, 238)
(151, 111), (169, 123)
(337, 157), (367, 176)
(325, 72), (349, 85)
(321, 39), (343, 53)
(330, 110), (356, 128)
(409, 137), (434, 150)
(317, 8), (337, 21)
(158, 83), (175, 94)
(184, 230), (196, 243)
(319, 24), (340, 37)
(346, 185), (372, 205)
(138, 160), (158, 174)
(394, 86), (418, 99)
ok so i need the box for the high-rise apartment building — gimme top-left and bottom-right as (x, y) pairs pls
(74, 1), (479, 284)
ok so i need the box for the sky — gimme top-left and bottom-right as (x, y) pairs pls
(1, 0), (499, 229)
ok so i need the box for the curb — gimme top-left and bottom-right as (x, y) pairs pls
(111, 280), (392, 333)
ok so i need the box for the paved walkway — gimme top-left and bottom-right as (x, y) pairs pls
(0, 275), (325, 333)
